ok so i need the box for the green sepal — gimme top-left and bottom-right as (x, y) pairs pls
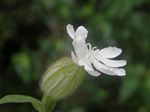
(41, 58), (85, 100)
(41, 94), (56, 112)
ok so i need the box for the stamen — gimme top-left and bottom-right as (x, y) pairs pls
(87, 43), (92, 51)
(92, 47), (97, 50)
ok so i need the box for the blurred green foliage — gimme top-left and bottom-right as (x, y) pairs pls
(0, 0), (150, 112)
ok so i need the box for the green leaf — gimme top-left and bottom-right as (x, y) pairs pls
(0, 95), (41, 112)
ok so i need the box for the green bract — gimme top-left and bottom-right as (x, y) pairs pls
(41, 58), (85, 100)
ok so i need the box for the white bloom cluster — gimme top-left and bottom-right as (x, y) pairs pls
(66, 24), (127, 76)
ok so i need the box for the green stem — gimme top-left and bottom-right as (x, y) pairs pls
(41, 94), (57, 112)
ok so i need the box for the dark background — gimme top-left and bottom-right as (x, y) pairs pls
(0, 0), (150, 112)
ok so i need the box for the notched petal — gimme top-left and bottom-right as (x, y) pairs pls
(75, 26), (88, 41)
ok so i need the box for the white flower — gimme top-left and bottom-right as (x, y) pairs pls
(66, 24), (127, 76)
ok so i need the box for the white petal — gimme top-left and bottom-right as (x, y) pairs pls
(66, 24), (75, 39)
(84, 63), (94, 72)
(77, 58), (100, 76)
(86, 70), (101, 76)
(74, 26), (88, 41)
(92, 59), (126, 76)
(98, 68), (126, 76)
(93, 60), (115, 75)
(114, 68), (126, 76)
(97, 47), (122, 58)
(73, 41), (89, 59)
(96, 57), (127, 67)
(83, 61), (101, 76)
(71, 51), (78, 65)
(79, 59), (93, 71)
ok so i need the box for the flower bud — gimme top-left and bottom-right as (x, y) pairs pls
(41, 58), (85, 100)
